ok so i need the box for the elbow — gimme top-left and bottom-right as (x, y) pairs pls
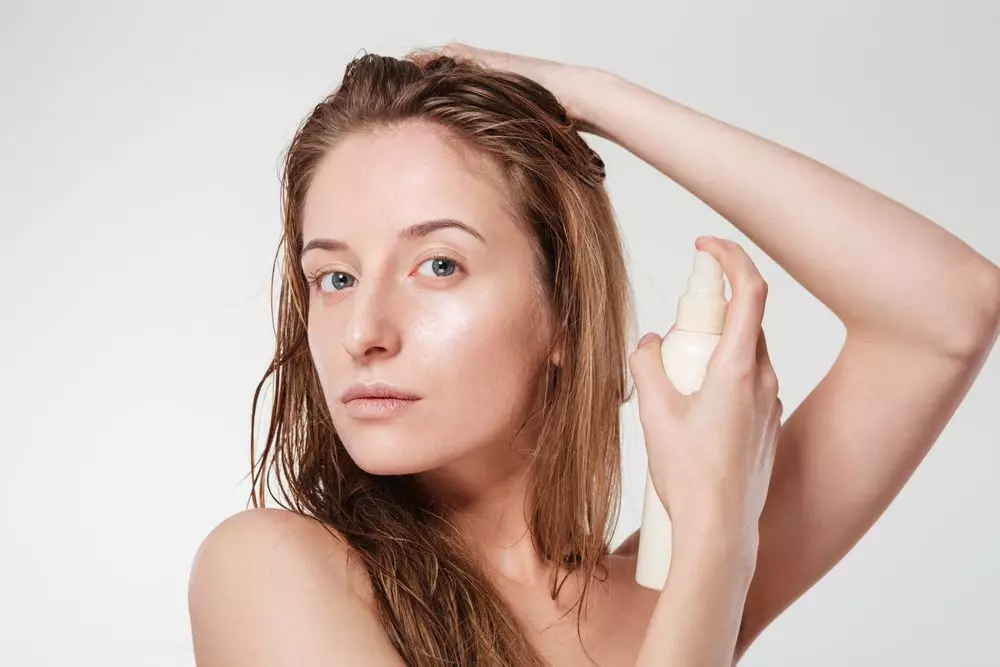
(944, 262), (1000, 360)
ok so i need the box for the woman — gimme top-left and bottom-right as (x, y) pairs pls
(187, 44), (1000, 666)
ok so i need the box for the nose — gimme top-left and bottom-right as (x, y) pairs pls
(341, 276), (402, 363)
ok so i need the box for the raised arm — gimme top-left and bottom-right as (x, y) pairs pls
(564, 67), (1000, 660)
(426, 43), (999, 661)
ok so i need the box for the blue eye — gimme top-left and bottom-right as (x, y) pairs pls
(305, 256), (462, 294)
(307, 270), (354, 292)
(417, 257), (459, 278)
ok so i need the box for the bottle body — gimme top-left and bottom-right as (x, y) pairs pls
(634, 328), (722, 590)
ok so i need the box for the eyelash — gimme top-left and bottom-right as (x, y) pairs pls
(305, 255), (465, 294)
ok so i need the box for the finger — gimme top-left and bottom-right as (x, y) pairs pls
(629, 332), (686, 417)
(696, 237), (768, 371)
(440, 42), (476, 60)
(406, 44), (448, 66)
(442, 43), (506, 69)
(409, 43), (482, 68)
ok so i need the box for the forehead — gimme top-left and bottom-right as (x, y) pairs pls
(301, 122), (516, 242)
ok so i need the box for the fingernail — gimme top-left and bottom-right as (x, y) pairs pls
(638, 332), (659, 347)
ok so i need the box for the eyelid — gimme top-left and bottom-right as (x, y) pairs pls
(413, 255), (466, 281)
(303, 246), (466, 276)
(416, 244), (466, 262)
(413, 244), (469, 270)
(306, 251), (467, 294)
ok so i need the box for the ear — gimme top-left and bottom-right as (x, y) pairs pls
(549, 332), (565, 367)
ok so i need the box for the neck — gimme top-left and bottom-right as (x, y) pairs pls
(412, 428), (556, 587)
(409, 425), (614, 630)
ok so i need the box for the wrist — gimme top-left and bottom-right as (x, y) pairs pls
(676, 540), (758, 594)
(556, 65), (616, 137)
(673, 514), (759, 583)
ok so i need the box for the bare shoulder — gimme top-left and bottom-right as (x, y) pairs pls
(603, 551), (659, 611)
(577, 551), (660, 665)
(188, 507), (404, 666)
(612, 529), (640, 557)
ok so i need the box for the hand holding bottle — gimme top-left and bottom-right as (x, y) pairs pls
(629, 237), (783, 565)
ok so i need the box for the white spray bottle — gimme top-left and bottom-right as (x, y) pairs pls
(635, 248), (729, 590)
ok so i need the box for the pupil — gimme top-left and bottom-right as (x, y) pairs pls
(434, 259), (454, 276)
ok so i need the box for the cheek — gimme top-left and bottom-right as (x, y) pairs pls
(306, 312), (352, 414)
(303, 282), (550, 474)
(412, 291), (540, 379)
(412, 291), (546, 427)
(306, 318), (334, 381)
(409, 299), (480, 367)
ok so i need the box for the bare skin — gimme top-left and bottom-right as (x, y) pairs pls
(188, 45), (1000, 666)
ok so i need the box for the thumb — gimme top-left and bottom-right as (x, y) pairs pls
(629, 329), (685, 416)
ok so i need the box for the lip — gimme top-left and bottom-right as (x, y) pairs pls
(343, 396), (418, 420)
(340, 381), (422, 403)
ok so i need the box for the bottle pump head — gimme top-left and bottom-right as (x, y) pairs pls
(676, 250), (728, 334)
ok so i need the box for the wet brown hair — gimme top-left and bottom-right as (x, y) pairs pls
(248, 49), (637, 666)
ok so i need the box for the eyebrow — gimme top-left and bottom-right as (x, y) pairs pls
(300, 218), (487, 260)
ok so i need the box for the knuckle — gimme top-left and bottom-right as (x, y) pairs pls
(759, 368), (779, 394)
(731, 357), (757, 387)
(750, 277), (769, 300)
(719, 238), (740, 253)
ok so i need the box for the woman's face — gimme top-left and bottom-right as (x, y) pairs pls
(301, 122), (555, 478)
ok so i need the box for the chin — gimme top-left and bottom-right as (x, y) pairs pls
(341, 431), (443, 476)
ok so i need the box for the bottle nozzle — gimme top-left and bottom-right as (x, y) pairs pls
(693, 251), (723, 280)
(676, 250), (728, 334)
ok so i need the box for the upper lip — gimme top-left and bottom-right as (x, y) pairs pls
(340, 381), (422, 403)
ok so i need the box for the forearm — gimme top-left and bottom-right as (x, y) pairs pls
(634, 537), (755, 667)
(565, 67), (1000, 355)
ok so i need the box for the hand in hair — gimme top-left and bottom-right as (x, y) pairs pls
(405, 42), (602, 135)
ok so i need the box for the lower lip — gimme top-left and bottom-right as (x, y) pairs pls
(343, 397), (419, 419)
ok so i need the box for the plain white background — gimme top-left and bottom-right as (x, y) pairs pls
(2, 1), (998, 665)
